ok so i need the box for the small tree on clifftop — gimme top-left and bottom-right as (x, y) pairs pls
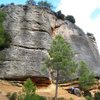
(45, 35), (77, 100)
(65, 15), (76, 24)
(38, 0), (53, 9)
(26, 0), (36, 5)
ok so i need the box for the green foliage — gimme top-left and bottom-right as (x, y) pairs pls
(0, 4), (5, 8)
(78, 61), (96, 91)
(56, 10), (65, 20)
(18, 78), (46, 100)
(0, 11), (11, 50)
(65, 15), (75, 24)
(18, 94), (46, 100)
(57, 97), (66, 100)
(79, 72), (95, 91)
(84, 90), (92, 97)
(45, 35), (77, 100)
(23, 78), (36, 95)
(26, 0), (36, 5)
(46, 35), (77, 73)
(69, 97), (74, 100)
(0, 33), (11, 49)
(38, 0), (53, 9)
(10, 3), (15, 5)
(48, 97), (65, 100)
(94, 92), (100, 100)
(7, 92), (17, 100)
(85, 96), (93, 100)
(0, 11), (6, 35)
(0, 11), (6, 23)
(78, 61), (89, 76)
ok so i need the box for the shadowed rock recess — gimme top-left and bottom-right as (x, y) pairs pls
(0, 5), (100, 81)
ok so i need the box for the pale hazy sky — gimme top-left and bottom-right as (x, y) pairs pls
(56, 0), (100, 54)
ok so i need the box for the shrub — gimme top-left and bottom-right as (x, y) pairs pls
(78, 61), (96, 91)
(94, 92), (100, 100)
(56, 10), (65, 20)
(0, 4), (5, 8)
(10, 3), (15, 5)
(85, 96), (93, 100)
(26, 0), (36, 5)
(47, 97), (65, 100)
(18, 94), (46, 100)
(38, 0), (53, 9)
(18, 78), (46, 100)
(65, 15), (75, 24)
(23, 78), (36, 95)
(25, 94), (46, 100)
(69, 97), (74, 100)
(79, 73), (95, 91)
(84, 91), (92, 97)
(7, 92), (17, 100)
(0, 33), (11, 50)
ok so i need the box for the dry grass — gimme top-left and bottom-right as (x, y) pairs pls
(0, 79), (99, 100)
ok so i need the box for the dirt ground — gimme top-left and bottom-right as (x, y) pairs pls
(36, 84), (85, 100)
(0, 80), (86, 100)
(0, 80), (99, 100)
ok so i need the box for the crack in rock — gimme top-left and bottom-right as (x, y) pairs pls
(12, 44), (48, 50)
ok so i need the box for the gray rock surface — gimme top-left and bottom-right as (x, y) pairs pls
(0, 5), (100, 80)
(54, 20), (100, 76)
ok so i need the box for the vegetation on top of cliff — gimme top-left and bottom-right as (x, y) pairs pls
(0, 1), (76, 24)
(0, 4), (5, 8)
(26, 0), (36, 5)
(26, 0), (53, 10)
(0, 11), (11, 50)
(65, 15), (76, 24)
(0, 3), (15, 8)
(44, 35), (78, 100)
(55, 10), (76, 23)
(38, 0), (53, 9)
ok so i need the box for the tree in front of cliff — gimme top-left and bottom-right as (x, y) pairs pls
(0, 11), (11, 50)
(78, 61), (96, 98)
(45, 35), (77, 100)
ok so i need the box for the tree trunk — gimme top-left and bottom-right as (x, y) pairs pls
(54, 70), (59, 100)
(48, 68), (52, 83)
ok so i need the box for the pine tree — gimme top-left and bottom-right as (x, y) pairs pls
(45, 35), (77, 100)
(79, 61), (96, 91)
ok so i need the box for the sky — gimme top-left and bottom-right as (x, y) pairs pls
(56, 0), (100, 54)
(0, 0), (61, 7)
(0, 0), (100, 53)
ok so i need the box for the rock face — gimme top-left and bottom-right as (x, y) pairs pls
(0, 5), (100, 80)
(54, 20), (100, 77)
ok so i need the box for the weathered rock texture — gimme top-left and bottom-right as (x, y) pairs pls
(0, 5), (100, 80)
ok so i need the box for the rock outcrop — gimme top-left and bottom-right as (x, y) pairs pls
(0, 5), (100, 80)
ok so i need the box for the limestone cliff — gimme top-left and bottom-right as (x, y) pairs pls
(0, 5), (100, 80)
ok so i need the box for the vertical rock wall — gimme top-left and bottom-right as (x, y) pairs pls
(0, 5), (100, 80)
